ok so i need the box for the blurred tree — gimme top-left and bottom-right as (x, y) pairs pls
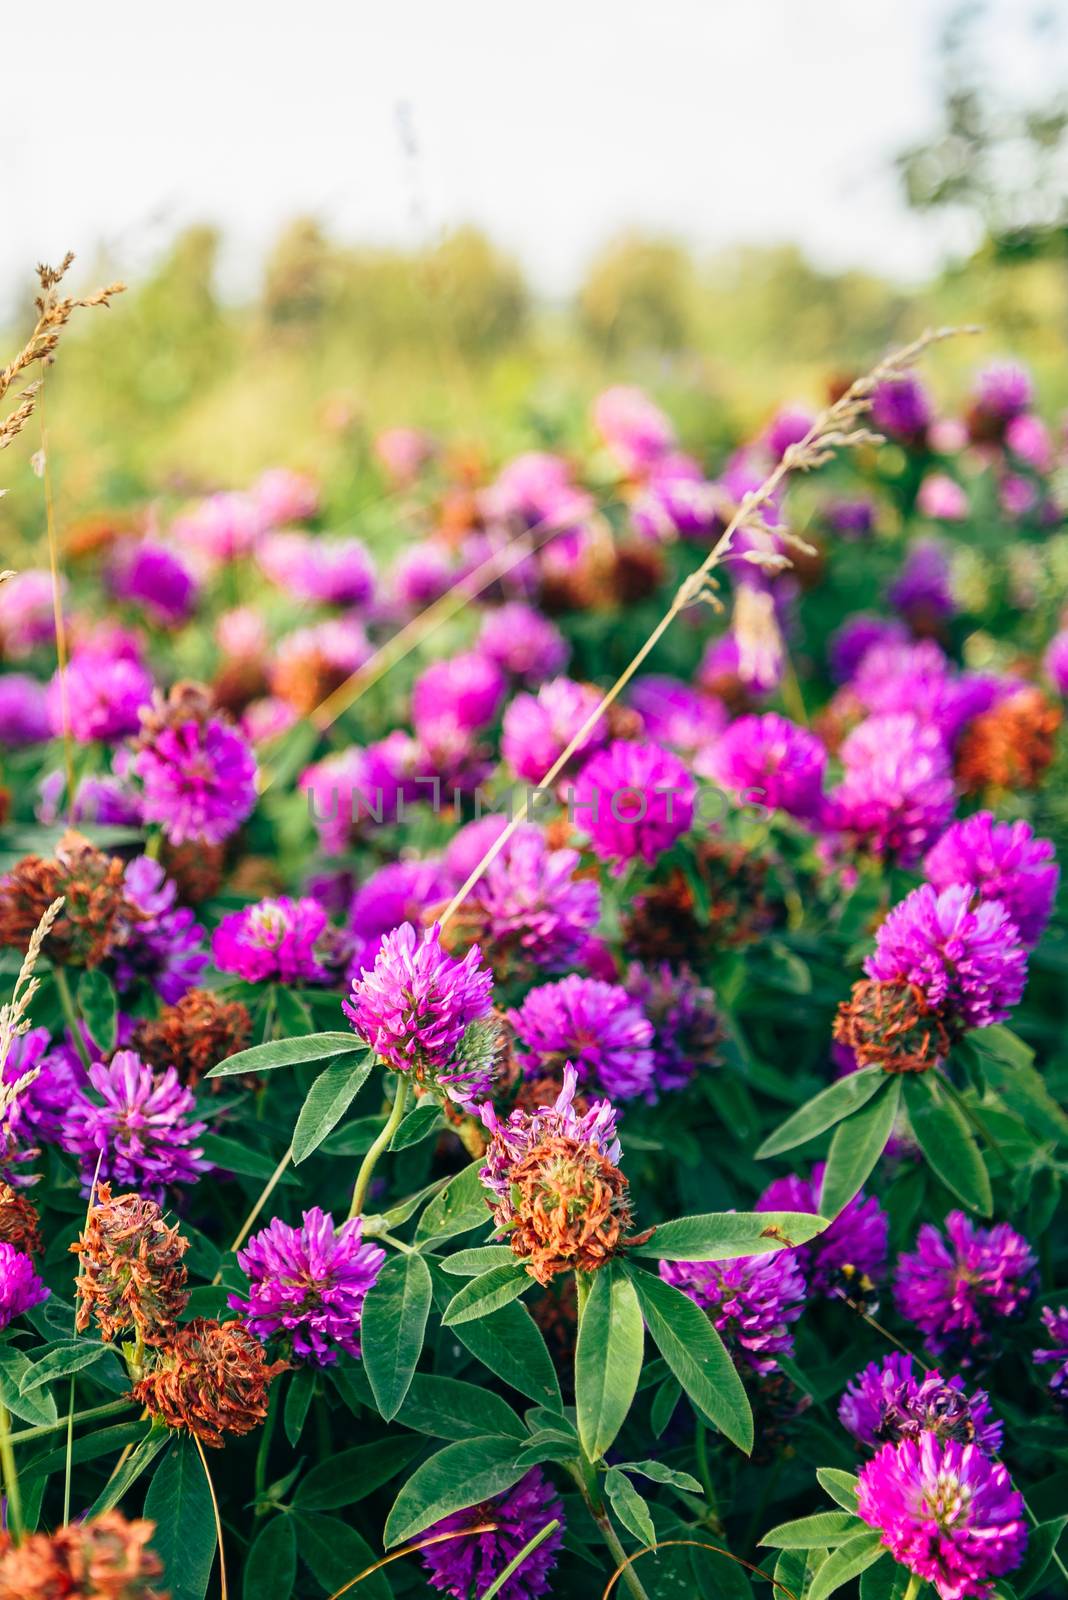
(577, 232), (698, 354)
(419, 225), (528, 354)
(897, 2), (1068, 259)
(262, 217), (336, 325)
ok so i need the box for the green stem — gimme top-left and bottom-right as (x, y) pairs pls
(7, 1398), (134, 1447)
(63, 1377), (75, 1526)
(0, 1402), (22, 1544)
(348, 1078), (410, 1220)
(693, 1418), (722, 1532)
(53, 966), (92, 1071)
(568, 1458), (651, 1600)
(902, 1575), (923, 1600)
(254, 1380), (280, 1514)
(478, 1519), (562, 1599)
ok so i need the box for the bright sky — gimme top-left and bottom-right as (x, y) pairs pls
(3, 0), (1059, 306)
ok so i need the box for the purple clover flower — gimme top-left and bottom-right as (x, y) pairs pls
(411, 651), (505, 735)
(871, 373), (932, 443)
(212, 896), (341, 985)
(47, 648), (154, 742)
(419, 1467), (564, 1600)
(574, 739), (694, 869)
(593, 385), (675, 472)
(108, 540), (199, 626)
(463, 824), (600, 972)
(894, 1212), (1038, 1361)
(134, 714), (257, 846)
(501, 677), (607, 785)
(622, 962), (720, 1095)
(258, 532), (376, 607)
(1034, 1305), (1068, 1409)
(887, 539), (957, 625)
(628, 675), (727, 755)
(113, 857), (208, 1004)
(974, 361), (1033, 423)
(62, 1050), (209, 1200)
(509, 974), (655, 1101)
(827, 713), (956, 868)
(659, 1250), (806, 1374)
(865, 884), (1028, 1031)
(699, 712), (826, 822)
(923, 812), (1058, 948)
(0, 1242), (49, 1330)
(343, 922), (494, 1100)
(478, 603), (569, 685)
(230, 1208), (385, 1364)
(839, 1352), (1003, 1454)
(0, 674), (50, 746)
(857, 1436), (1026, 1600)
(756, 1162), (888, 1294)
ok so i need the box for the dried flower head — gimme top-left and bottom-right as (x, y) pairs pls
(956, 686), (1061, 795)
(0, 1182), (42, 1255)
(504, 1133), (640, 1284)
(0, 1509), (165, 1600)
(834, 978), (951, 1073)
(72, 1182), (190, 1347)
(132, 681), (257, 847)
(133, 1317), (286, 1447)
(131, 990), (252, 1088)
(0, 833), (127, 968)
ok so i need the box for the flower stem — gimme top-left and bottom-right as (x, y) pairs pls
(0, 1402), (23, 1544)
(902, 1575), (923, 1600)
(53, 965), (92, 1071)
(348, 1077), (410, 1221)
(7, 1398), (134, 1447)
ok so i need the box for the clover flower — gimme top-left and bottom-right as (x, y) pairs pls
(659, 1251), (806, 1374)
(0, 833), (127, 968)
(623, 961), (721, 1094)
(833, 978), (951, 1075)
(894, 1212), (1038, 1361)
(826, 712), (956, 868)
(212, 895), (343, 985)
(0, 1240), (49, 1330)
(865, 884), (1028, 1032)
(699, 711), (826, 822)
(955, 686), (1061, 794)
(62, 1050), (209, 1201)
(72, 1183), (190, 1347)
(0, 1511), (165, 1600)
(857, 1436), (1026, 1600)
(231, 1208), (385, 1365)
(923, 812), (1058, 947)
(132, 990), (252, 1088)
(133, 1317), (287, 1447)
(574, 738), (694, 868)
(501, 677), (607, 784)
(839, 1352), (1003, 1454)
(112, 855), (208, 1004)
(343, 922), (494, 1100)
(887, 539), (957, 626)
(478, 602), (569, 685)
(509, 974), (655, 1101)
(443, 824), (600, 976)
(420, 1467), (565, 1600)
(108, 538), (200, 626)
(133, 681), (257, 846)
(1034, 1305), (1068, 1410)
(0, 673), (50, 747)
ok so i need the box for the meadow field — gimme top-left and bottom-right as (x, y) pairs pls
(0, 186), (1066, 1600)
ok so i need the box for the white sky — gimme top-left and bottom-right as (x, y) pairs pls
(2, 0), (1061, 307)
